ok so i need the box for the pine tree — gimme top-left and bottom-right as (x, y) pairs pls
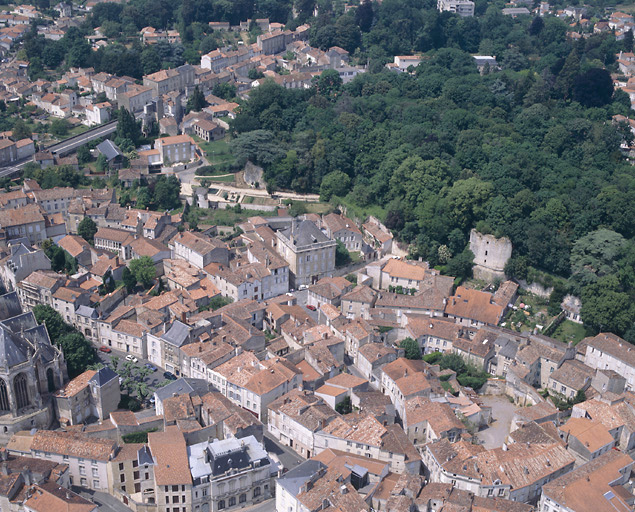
(186, 86), (207, 113)
(555, 47), (580, 100)
(625, 29), (634, 53)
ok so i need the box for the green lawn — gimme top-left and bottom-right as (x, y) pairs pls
(305, 202), (332, 214)
(205, 174), (235, 183)
(67, 124), (92, 137)
(333, 195), (386, 223)
(193, 136), (235, 165)
(198, 208), (252, 226)
(551, 320), (588, 345)
(616, 3), (635, 13)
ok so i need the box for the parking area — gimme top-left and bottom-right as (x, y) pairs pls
(476, 395), (519, 449)
(94, 346), (169, 409)
(290, 289), (319, 322)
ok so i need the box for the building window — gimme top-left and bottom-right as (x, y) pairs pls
(218, 500), (225, 510)
(79, 466), (86, 475)
(253, 487), (261, 498)
(119, 463), (124, 471)
(133, 471), (140, 480)
(239, 494), (246, 503)
(80, 478), (87, 486)
(229, 497), (236, 506)
(92, 468), (99, 477)
(93, 480), (100, 488)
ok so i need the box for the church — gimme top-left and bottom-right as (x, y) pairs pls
(0, 291), (68, 438)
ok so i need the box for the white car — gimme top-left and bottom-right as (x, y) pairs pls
(125, 355), (138, 363)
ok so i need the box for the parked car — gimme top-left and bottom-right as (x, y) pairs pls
(145, 363), (157, 372)
(99, 346), (112, 353)
(306, 304), (316, 311)
(125, 355), (138, 363)
(163, 371), (177, 380)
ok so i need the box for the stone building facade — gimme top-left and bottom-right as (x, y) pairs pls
(469, 229), (512, 282)
(0, 292), (68, 437)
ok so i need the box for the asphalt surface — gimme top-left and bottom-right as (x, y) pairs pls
(95, 346), (167, 408)
(263, 431), (304, 471)
(476, 395), (518, 448)
(48, 122), (118, 156)
(72, 487), (133, 512)
(289, 289), (319, 322)
(237, 499), (275, 512)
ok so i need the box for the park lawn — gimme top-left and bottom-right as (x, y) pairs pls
(67, 124), (92, 137)
(332, 195), (387, 223)
(304, 202), (332, 214)
(193, 136), (235, 165)
(198, 207), (251, 226)
(205, 174), (235, 183)
(349, 251), (362, 264)
(551, 319), (588, 345)
(616, 3), (635, 13)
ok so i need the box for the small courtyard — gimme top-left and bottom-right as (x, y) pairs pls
(476, 395), (519, 449)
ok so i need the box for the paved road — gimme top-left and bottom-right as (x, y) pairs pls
(72, 487), (132, 512)
(48, 121), (118, 156)
(263, 431), (304, 471)
(236, 499), (275, 512)
(179, 169), (320, 203)
(0, 158), (31, 178)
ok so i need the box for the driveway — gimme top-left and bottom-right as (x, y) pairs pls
(476, 395), (518, 449)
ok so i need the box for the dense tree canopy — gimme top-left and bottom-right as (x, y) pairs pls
(33, 305), (98, 377)
(224, 6), (634, 338)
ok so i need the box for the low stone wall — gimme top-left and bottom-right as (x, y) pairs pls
(517, 279), (553, 298)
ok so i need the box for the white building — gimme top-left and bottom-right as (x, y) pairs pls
(188, 436), (274, 512)
(437, 0), (474, 16)
(209, 352), (302, 422)
(27, 430), (117, 491)
(583, 333), (635, 390)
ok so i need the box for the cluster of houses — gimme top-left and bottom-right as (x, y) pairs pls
(0, 3), (368, 168)
(0, 171), (633, 511)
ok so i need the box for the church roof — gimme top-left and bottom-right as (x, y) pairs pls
(0, 326), (29, 368)
(0, 292), (22, 321)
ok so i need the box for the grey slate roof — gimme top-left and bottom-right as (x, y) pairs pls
(96, 140), (122, 162)
(89, 366), (118, 387)
(0, 292), (23, 321)
(496, 336), (518, 360)
(161, 321), (191, 347)
(277, 459), (327, 495)
(280, 220), (331, 247)
(138, 445), (153, 466)
(208, 438), (252, 476)
(0, 311), (38, 333)
(154, 377), (209, 402)
(0, 327), (29, 368)
(76, 305), (98, 319)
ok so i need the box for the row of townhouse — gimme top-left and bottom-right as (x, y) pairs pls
(9, 423), (275, 512)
